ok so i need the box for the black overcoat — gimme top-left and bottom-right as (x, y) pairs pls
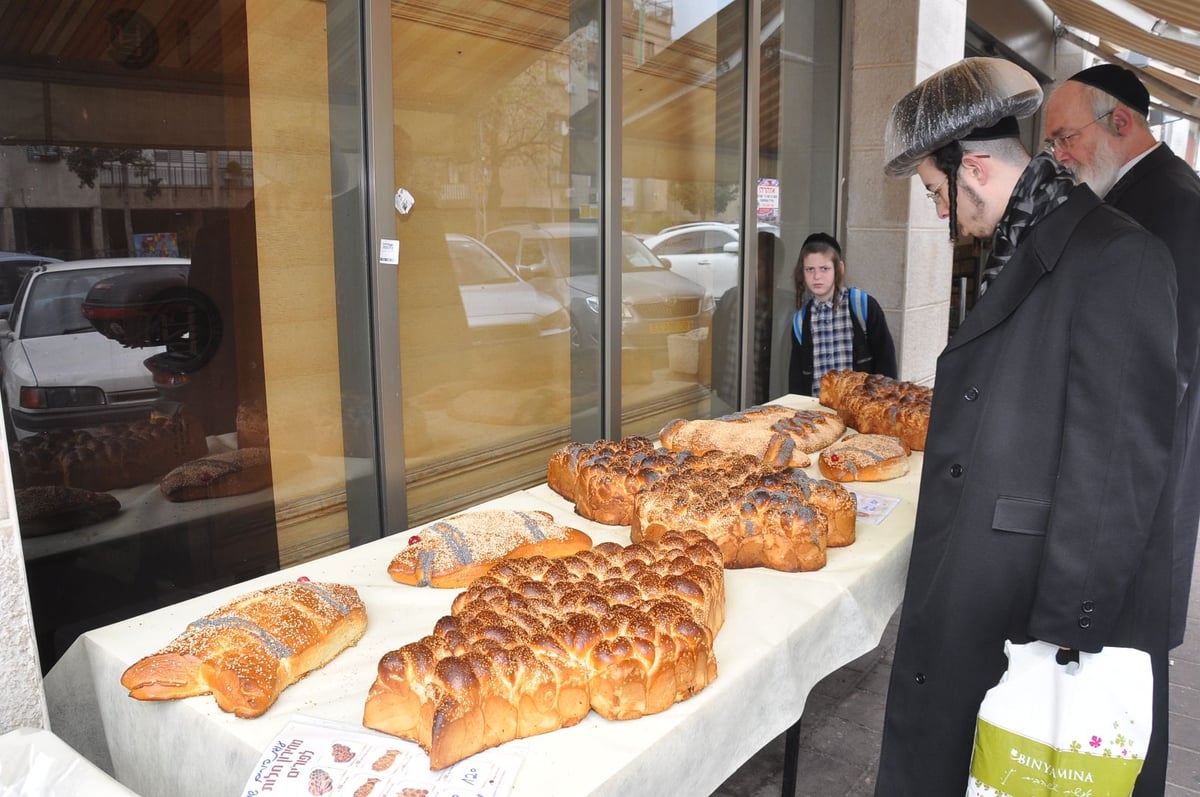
(1105, 143), (1200, 648)
(874, 186), (1177, 796)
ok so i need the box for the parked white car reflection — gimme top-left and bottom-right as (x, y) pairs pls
(0, 257), (189, 435)
(643, 221), (780, 299)
(482, 223), (706, 353)
(445, 233), (571, 347)
(0, 252), (62, 315)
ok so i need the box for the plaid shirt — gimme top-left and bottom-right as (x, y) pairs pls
(811, 288), (855, 398)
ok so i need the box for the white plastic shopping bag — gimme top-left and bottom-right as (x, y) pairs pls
(966, 640), (1153, 797)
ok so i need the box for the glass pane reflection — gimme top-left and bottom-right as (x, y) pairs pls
(0, 0), (369, 671)
(620, 1), (746, 435)
(390, 1), (601, 524)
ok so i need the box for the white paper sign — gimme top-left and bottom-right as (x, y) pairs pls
(379, 238), (399, 265)
(848, 489), (901, 526)
(240, 716), (522, 797)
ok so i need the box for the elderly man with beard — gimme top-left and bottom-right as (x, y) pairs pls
(1045, 64), (1200, 650)
(873, 57), (1177, 796)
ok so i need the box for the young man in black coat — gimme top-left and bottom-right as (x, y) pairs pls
(1046, 63), (1200, 649)
(874, 58), (1177, 797)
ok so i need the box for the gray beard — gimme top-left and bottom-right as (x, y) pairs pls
(1070, 136), (1124, 197)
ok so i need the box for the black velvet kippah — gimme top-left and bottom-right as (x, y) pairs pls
(802, 232), (842, 256)
(963, 115), (1020, 141)
(1069, 63), (1150, 117)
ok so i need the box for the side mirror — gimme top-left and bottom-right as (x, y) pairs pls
(518, 262), (552, 279)
(0, 318), (13, 339)
(657, 255), (674, 269)
(723, 241), (739, 254)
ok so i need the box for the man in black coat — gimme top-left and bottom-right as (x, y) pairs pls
(1045, 63), (1200, 649)
(873, 58), (1177, 796)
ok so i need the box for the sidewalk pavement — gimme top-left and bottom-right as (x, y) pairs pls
(712, 550), (1200, 796)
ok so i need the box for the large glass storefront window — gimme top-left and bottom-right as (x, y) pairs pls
(0, 0), (377, 670)
(1, 0), (842, 671)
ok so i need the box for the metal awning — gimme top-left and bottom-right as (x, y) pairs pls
(1041, 0), (1200, 120)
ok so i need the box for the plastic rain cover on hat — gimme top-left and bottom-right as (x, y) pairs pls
(883, 57), (1043, 177)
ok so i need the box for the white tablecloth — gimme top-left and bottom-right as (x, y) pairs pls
(43, 395), (920, 797)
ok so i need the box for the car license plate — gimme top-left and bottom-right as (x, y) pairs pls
(648, 319), (693, 334)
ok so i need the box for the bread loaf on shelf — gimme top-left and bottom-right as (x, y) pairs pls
(818, 434), (911, 482)
(818, 370), (931, 450)
(15, 485), (120, 536)
(364, 530), (725, 770)
(236, 398), (269, 449)
(159, 447), (276, 501)
(658, 404), (845, 469)
(387, 509), (593, 588)
(120, 580), (367, 718)
(10, 414), (207, 491)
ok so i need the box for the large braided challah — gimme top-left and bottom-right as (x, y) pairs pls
(363, 530), (725, 769)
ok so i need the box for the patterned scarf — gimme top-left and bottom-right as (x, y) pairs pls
(980, 151), (1075, 292)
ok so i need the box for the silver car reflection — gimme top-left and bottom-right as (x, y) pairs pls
(445, 233), (571, 347)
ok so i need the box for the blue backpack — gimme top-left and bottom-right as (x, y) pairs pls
(792, 287), (870, 343)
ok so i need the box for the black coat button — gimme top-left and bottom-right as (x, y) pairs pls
(950, 464), (964, 478)
(1078, 616), (1092, 629)
(915, 672), (926, 684)
(1081, 601), (1095, 613)
(964, 386), (980, 401)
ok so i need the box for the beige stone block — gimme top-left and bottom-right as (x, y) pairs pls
(852, 0), (920, 67)
(896, 302), (949, 383)
(846, 148), (911, 230)
(843, 228), (906, 310)
(904, 228), (956, 308)
(916, 0), (968, 76)
(849, 65), (920, 150)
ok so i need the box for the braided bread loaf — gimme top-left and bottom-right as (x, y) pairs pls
(363, 530), (725, 769)
(818, 370), (931, 450)
(121, 580), (366, 718)
(631, 457), (856, 571)
(658, 404), (845, 468)
(547, 436), (686, 525)
(11, 414), (207, 491)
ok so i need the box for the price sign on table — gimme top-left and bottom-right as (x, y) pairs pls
(241, 716), (522, 797)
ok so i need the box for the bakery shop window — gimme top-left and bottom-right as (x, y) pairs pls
(1, 0), (366, 672)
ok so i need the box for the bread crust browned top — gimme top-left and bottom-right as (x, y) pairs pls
(659, 404), (846, 468)
(631, 453), (857, 571)
(819, 370), (931, 450)
(387, 509), (592, 588)
(120, 580), (366, 718)
(818, 433), (911, 482)
(364, 530), (725, 770)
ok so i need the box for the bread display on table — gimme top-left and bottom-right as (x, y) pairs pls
(10, 413), (207, 491)
(120, 580), (367, 718)
(364, 530), (725, 770)
(387, 508), (593, 588)
(818, 370), (932, 450)
(15, 485), (121, 536)
(632, 455), (856, 571)
(658, 404), (846, 468)
(159, 447), (284, 501)
(818, 434), (911, 482)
